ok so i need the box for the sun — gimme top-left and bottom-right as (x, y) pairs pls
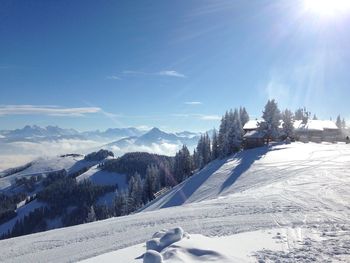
(304, 0), (350, 17)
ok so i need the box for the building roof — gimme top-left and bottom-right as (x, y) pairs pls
(243, 130), (266, 139)
(296, 120), (338, 132)
(245, 119), (338, 132)
(243, 120), (263, 130)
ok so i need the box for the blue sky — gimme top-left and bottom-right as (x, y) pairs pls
(1, 0), (350, 132)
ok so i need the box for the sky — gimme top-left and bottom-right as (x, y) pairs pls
(1, 0), (350, 132)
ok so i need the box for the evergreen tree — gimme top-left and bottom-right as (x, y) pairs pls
(225, 109), (243, 154)
(295, 107), (310, 123)
(174, 145), (192, 183)
(259, 99), (281, 144)
(128, 172), (143, 210)
(218, 112), (229, 157)
(217, 109), (244, 157)
(295, 108), (304, 120)
(313, 114), (318, 120)
(211, 129), (219, 160)
(336, 115), (342, 129)
(143, 164), (160, 202)
(282, 109), (294, 139)
(342, 119), (347, 130)
(192, 149), (199, 170)
(113, 191), (125, 217)
(302, 108), (310, 124)
(196, 133), (211, 168)
(239, 107), (250, 127)
(86, 205), (96, 223)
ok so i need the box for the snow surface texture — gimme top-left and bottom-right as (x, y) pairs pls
(1, 143), (350, 262)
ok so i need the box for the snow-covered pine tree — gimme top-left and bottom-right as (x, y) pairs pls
(86, 205), (96, 223)
(239, 107), (250, 127)
(295, 107), (310, 123)
(196, 133), (211, 168)
(174, 145), (192, 183)
(143, 165), (160, 202)
(211, 129), (219, 160)
(225, 109), (243, 154)
(218, 111), (229, 157)
(342, 119), (346, 130)
(259, 99), (281, 144)
(129, 172), (143, 209)
(113, 191), (127, 216)
(192, 149), (199, 170)
(336, 115), (342, 129)
(282, 109), (294, 139)
(295, 108), (304, 120)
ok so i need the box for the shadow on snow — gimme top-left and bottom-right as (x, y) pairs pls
(160, 145), (286, 209)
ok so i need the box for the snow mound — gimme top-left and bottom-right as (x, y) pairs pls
(162, 246), (226, 262)
(143, 250), (163, 263)
(146, 227), (185, 252)
(143, 227), (230, 263)
(143, 228), (231, 262)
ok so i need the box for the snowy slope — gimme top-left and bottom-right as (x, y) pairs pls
(143, 142), (344, 210)
(75, 165), (128, 206)
(76, 165), (127, 188)
(0, 142), (350, 262)
(0, 200), (46, 236)
(0, 155), (98, 192)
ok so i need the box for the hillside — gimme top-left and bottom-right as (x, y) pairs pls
(0, 142), (349, 262)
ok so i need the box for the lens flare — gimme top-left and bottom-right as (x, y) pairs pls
(304, 0), (350, 17)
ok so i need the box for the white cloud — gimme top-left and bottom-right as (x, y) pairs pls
(158, 70), (186, 78)
(122, 70), (186, 78)
(171, 113), (190, 117)
(172, 113), (220, 121)
(0, 105), (101, 117)
(106, 75), (121, 80)
(185, 101), (202, 105)
(0, 139), (103, 171)
(199, 114), (221, 121)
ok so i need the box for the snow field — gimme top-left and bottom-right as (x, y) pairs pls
(1, 142), (350, 262)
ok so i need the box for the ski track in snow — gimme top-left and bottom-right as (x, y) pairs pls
(0, 142), (349, 262)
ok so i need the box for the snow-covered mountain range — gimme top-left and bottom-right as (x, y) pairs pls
(0, 125), (146, 142)
(0, 126), (201, 172)
(104, 128), (200, 150)
(0, 125), (201, 143)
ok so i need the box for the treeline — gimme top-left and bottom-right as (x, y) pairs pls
(0, 193), (26, 225)
(101, 152), (173, 179)
(1, 175), (115, 240)
(84, 149), (114, 162)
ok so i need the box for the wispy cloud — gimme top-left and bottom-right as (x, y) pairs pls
(122, 70), (186, 78)
(158, 70), (186, 78)
(0, 105), (101, 117)
(106, 75), (121, 80)
(172, 113), (220, 121)
(185, 101), (202, 105)
(198, 114), (221, 121)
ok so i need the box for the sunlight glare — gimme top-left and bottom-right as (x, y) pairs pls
(304, 0), (350, 17)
